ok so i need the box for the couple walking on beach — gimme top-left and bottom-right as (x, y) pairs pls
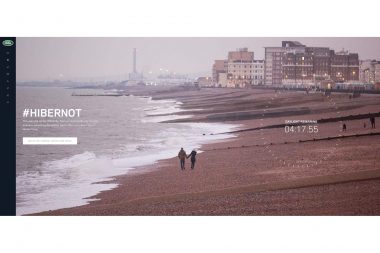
(178, 147), (197, 170)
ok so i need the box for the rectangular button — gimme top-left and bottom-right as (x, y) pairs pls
(23, 137), (78, 145)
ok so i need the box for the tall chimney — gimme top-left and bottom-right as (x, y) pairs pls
(133, 48), (137, 73)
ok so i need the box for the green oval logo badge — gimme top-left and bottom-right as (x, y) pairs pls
(2, 40), (14, 47)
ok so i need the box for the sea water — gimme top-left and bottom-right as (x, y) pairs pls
(16, 86), (238, 215)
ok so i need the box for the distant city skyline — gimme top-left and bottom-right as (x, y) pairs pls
(17, 37), (380, 82)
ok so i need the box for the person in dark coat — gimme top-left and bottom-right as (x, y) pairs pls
(178, 147), (187, 170)
(187, 149), (197, 170)
(370, 117), (376, 129)
(342, 123), (347, 132)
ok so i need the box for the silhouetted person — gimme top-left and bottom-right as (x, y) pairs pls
(370, 117), (376, 129)
(342, 123), (347, 132)
(178, 147), (187, 170)
(363, 122), (366, 128)
(187, 149), (197, 170)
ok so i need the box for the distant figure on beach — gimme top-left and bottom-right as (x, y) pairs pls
(342, 123), (347, 132)
(178, 147), (187, 170)
(363, 122), (366, 128)
(370, 117), (376, 129)
(187, 149), (197, 170)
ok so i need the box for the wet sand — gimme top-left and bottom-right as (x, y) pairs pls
(35, 86), (380, 215)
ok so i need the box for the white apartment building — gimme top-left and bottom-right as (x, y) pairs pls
(359, 60), (373, 83)
(252, 60), (265, 85)
(359, 60), (380, 84)
(217, 72), (228, 87)
(226, 60), (264, 88)
(212, 48), (264, 88)
(376, 63), (380, 83)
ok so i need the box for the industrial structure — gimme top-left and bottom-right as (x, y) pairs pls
(128, 48), (144, 85)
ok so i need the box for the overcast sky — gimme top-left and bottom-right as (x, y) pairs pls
(17, 37), (380, 81)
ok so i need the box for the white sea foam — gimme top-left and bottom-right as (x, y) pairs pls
(143, 97), (198, 122)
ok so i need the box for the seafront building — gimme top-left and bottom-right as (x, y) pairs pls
(210, 48), (265, 88)
(265, 41), (306, 86)
(207, 41), (377, 89)
(360, 60), (376, 83)
(251, 60), (265, 85)
(265, 41), (359, 87)
(360, 59), (380, 84)
(212, 60), (227, 85)
(283, 46), (332, 86)
(197, 76), (213, 87)
(330, 50), (359, 83)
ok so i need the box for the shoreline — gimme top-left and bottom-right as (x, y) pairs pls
(32, 86), (380, 215)
(21, 88), (238, 215)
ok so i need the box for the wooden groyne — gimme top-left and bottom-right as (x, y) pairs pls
(215, 112), (380, 135)
(72, 94), (124, 97)
(204, 132), (380, 152)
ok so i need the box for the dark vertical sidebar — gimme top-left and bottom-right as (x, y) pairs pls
(0, 37), (16, 215)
